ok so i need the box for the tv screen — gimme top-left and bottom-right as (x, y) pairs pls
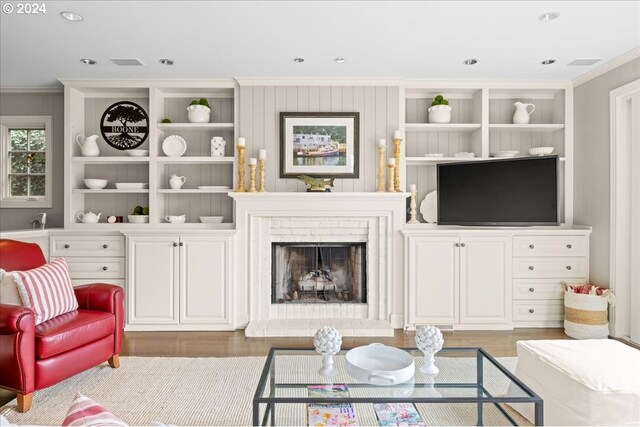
(437, 156), (558, 226)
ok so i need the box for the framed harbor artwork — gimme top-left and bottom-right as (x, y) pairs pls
(279, 112), (359, 178)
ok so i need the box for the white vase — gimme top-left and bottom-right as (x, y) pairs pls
(513, 102), (535, 124)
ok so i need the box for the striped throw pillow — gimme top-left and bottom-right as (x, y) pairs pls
(13, 258), (78, 325)
(62, 393), (127, 426)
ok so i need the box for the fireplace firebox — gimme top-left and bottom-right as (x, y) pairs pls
(272, 242), (366, 304)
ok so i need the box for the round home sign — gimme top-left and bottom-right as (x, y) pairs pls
(100, 101), (149, 150)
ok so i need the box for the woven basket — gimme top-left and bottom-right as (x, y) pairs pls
(563, 283), (615, 339)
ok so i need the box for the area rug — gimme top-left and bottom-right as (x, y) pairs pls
(0, 356), (529, 426)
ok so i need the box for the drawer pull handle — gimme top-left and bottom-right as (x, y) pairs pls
(103, 244), (108, 249)
(173, 242), (178, 247)
(566, 265), (572, 270)
(102, 266), (108, 271)
(529, 309), (535, 314)
(529, 244), (535, 249)
(179, 242), (184, 247)
(529, 287), (535, 292)
(455, 243), (460, 247)
(64, 244), (70, 249)
(460, 243), (466, 247)
(528, 266), (534, 270)
(567, 244), (572, 249)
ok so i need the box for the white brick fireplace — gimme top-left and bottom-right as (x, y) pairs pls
(230, 192), (407, 337)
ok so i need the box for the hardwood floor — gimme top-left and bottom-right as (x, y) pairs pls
(0, 328), (568, 408)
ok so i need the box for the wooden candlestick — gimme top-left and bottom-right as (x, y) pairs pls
(235, 145), (246, 192)
(248, 163), (257, 192)
(377, 146), (386, 192)
(408, 191), (419, 224)
(393, 137), (402, 192)
(258, 158), (266, 192)
(387, 164), (396, 192)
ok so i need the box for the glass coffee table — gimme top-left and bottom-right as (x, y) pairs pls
(253, 347), (542, 426)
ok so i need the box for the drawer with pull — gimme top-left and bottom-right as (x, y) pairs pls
(50, 235), (125, 257)
(513, 278), (586, 300)
(513, 258), (587, 278)
(55, 257), (125, 279)
(513, 236), (587, 257)
(513, 301), (564, 322)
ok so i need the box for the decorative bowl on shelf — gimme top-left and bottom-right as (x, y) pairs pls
(425, 153), (445, 157)
(345, 343), (415, 386)
(454, 152), (476, 158)
(84, 179), (108, 189)
(126, 149), (149, 157)
(186, 104), (211, 123)
(420, 191), (438, 224)
(199, 216), (224, 224)
(428, 105), (452, 124)
(528, 147), (555, 156)
(162, 135), (187, 157)
(115, 182), (148, 190)
(490, 151), (519, 158)
(164, 214), (186, 224)
(127, 215), (149, 224)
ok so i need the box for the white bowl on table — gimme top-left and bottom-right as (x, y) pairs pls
(84, 179), (108, 189)
(127, 215), (149, 224)
(528, 147), (555, 156)
(199, 216), (224, 224)
(345, 343), (415, 386)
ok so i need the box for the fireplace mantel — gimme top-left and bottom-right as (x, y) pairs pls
(231, 191), (407, 336)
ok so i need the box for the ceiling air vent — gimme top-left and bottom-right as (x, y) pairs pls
(568, 59), (601, 66)
(110, 58), (145, 66)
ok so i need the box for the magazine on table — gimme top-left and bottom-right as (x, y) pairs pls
(373, 403), (426, 427)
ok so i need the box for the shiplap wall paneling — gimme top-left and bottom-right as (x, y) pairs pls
(83, 97), (151, 157)
(0, 92), (64, 230)
(238, 85), (400, 193)
(161, 97), (234, 124)
(83, 194), (149, 222)
(405, 91), (482, 124)
(157, 193), (232, 224)
(156, 130), (234, 157)
(158, 164), (233, 190)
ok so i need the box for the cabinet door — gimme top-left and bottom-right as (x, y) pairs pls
(460, 236), (511, 324)
(179, 235), (232, 325)
(408, 236), (459, 325)
(127, 235), (179, 325)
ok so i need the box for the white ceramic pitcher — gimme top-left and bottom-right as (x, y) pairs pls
(169, 174), (186, 190)
(77, 211), (101, 223)
(76, 134), (100, 157)
(513, 102), (535, 124)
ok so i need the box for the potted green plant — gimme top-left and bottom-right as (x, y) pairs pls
(186, 98), (211, 123)
(428, 95), (451, 123)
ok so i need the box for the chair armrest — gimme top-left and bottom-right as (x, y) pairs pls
(73, 284), (124, 354)
(0, 304), (35, 394)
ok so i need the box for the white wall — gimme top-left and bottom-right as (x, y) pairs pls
(0, 92), (64, 231)
(574, 57), (640, 285)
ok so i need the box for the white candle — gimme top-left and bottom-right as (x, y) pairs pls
(410, 184), (417, 192)
(393, 130), (402, 139)
(259, 149), (267, 160)
(378, 139), (386, 148)
(249, 158), (257, 165)
(388, 158), (396, 166)
(237, 137), (246, 146)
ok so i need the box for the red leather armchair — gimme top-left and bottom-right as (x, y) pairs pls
(0, 239), (124, 412)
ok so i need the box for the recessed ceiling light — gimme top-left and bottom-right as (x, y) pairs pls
(159, 58), (175, 65)
(541, 59), (556, 65)
(80, 59), (96, 65)
(463, 58), (478, 65)
(60, 11), (83, 21)
(334, 57), (346, 64)
(293, 58), (305, 63)
(538, 12), (559, 22)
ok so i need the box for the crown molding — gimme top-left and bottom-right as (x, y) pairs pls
(573, 47), (640, 88)
(234, 77), (405, 87)
(0, 87), (63, 93)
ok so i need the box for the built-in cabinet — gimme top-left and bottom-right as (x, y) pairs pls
(404, 228), (590, 330)
(125, 232), (234, 330)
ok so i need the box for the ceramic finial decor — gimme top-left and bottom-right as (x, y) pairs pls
(415, 325), (444, 374)
(314, 326), (342, 377)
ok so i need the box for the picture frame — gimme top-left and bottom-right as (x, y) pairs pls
(279, 112), (359, 178)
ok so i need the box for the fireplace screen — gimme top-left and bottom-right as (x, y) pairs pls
(272, 242), (366, 304)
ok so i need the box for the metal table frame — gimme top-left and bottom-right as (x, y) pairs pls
(252, 347), (543, 426)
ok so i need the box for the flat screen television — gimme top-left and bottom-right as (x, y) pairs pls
(437, 156), (558, 226)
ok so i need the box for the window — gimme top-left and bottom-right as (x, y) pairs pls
(1, 116), (52, 208)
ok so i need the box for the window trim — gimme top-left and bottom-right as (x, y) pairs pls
(0, 116), (53, 208)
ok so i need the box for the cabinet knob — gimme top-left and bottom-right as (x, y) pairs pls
(567, 244), (572, 249)
(460, 243), (466, 247)
(528, 266), (534, 270)
(64, 244), (70, 249)
(566, 265), (572, 270)
(529, 308), (535, 314)
(102, 266), (108, 271)
(455, 243), (460, 247)
(173, 242), (178, 247)
(529, 287), (535, 292)
(529, 244), (535, 249)
(179, 242), (184, 247)
(103, 244), (108, 249)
